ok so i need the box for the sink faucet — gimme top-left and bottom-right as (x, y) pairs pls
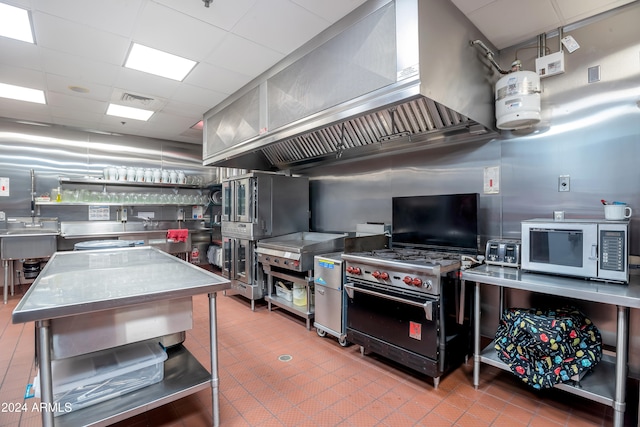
(135, 215), (158, 229)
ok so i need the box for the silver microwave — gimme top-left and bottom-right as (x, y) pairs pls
(521, 219), (629, 283)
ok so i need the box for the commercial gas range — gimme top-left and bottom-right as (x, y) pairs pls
(343, 248), (472, 388)
(343, 193), (479, 388)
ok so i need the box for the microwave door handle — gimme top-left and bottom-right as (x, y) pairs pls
(589, 244), (598, 261)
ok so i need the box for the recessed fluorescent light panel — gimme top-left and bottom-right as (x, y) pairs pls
(0, 83), (45, 104)
(0, 3), (35, 44)
(106, 103), (154, 121)
(124, 43), (196, 81)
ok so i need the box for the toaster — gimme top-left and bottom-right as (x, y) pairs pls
(485, 239), (521, 267)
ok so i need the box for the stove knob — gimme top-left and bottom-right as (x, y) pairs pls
(380, 272), (389, 280)
(346, 266), (354, 273)
(352, 267), (362, 275)
(424, 280), (433, 290)
(372, 270), (381, 279)
(403, 276), (413, 284)
(411, 278), (423, 287)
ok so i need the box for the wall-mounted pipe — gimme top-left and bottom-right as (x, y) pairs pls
(470, 40), (510, 75)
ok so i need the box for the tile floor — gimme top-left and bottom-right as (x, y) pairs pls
(0, 283), (638, 426)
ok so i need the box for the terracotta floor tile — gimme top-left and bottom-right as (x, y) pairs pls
(466, 401), (499, 424)
(454, 411), (490, 427)
(345, 408), (382, 427)
(1, 292), (637, 427)
(433, 400), (465, 423)
(418, 411), (458, 426)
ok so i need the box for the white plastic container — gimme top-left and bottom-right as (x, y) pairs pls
(293, 284), (307, 306)
(50, 340), (167, 416)
(275, 281), (293, 302)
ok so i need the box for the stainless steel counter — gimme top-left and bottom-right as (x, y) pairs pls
(462, 264), (640, 308)
(462, 264), (640, 427)
(12, 246), (230, 427)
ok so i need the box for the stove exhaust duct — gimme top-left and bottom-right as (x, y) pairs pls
(203, 0), (499, 171)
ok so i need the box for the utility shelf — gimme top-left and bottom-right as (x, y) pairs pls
(54, 345), (211, 427)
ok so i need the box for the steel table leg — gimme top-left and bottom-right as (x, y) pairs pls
(473, 281), (480, 389)
(613, 305), (628, 427)
(209, 292), (220, 427)
(3, 260), (8, 304)
(37, 319), (54, 427)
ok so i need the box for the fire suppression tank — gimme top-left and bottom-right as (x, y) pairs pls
(495, 68), (541, 130)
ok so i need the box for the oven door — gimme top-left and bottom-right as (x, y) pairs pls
(221, 180), (233, 222)
(234, 178), (254, 223)
(222, 237), (253, 283)
(345, 282), (438, 359)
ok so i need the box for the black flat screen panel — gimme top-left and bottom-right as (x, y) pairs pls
(392, 193), (479, 251)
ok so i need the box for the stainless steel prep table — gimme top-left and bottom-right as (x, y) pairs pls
(12, 246), (230, 427)
(462, 265), (640, 427)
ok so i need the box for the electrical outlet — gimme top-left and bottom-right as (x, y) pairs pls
(558, 175), (570, 192)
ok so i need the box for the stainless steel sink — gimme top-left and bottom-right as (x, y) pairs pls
(2, 218), (59, 303)
(1, 229), (59, 236)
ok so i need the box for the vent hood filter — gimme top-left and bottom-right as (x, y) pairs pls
(495, 71), (541, 130)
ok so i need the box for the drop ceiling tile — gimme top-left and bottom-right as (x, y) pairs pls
(32, 0), (143, 37)
(291, 0), (368, 22)
(449, 0), (496, 14)
(154, 0), (258, 32)
(45, 90), (107, 115)
(169, 83), (228, 110)
(0, 64), (46, 89)
(203, 33), (285, 77)
(133, 1), (228, 61)
(184, 62), (252, 95)
(552, 0), (637, 24)
(232, 0), (331, 54)
(49, 104), (104, 124)
(0, 38), (41, 71)
(114, 68), (180, 100)
(33, 12), (130, 65)
(467, 0), (560, 49)
(0, 100), (50, 118)
(44, 74), (114, 102)
(41, 49), (120, 88)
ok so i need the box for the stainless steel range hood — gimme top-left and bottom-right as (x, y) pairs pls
(203, 0), (499, 171)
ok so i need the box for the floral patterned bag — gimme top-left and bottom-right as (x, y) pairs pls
(494, 307), (602, 389)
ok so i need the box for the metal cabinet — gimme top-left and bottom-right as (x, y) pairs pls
(313, 253), (348, 346)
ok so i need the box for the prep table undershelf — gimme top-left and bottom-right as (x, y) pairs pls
(54, 345), (210, 427)
(479, 343), (617, 406)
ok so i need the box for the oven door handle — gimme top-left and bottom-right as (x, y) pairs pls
(344, 283), (432, 321)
